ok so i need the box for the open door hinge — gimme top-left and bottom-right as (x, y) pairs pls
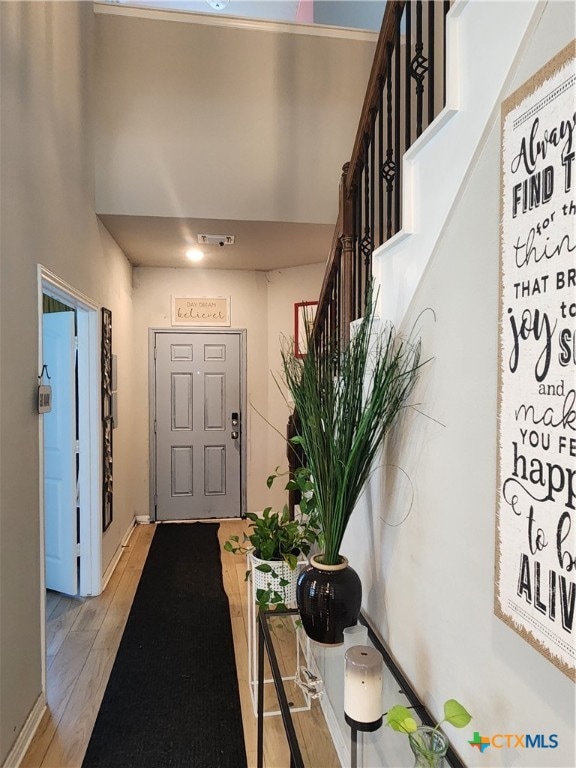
(154, 420), (157, 434)
(74, 336), (79, 351)
(76, 543), (81, 557)
(154, 346), (157, 360)
(75, 440), (80, 454)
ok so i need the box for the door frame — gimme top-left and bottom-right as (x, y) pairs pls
(38, 266), (102, 686)
(148, 328), (247, 521)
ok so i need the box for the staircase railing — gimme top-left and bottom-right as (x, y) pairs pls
(287, 1), (451, 511)
(313, 0), (451, 354)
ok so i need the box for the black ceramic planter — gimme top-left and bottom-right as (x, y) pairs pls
(296, 554), (362, 645)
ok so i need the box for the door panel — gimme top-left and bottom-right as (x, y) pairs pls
(171, 446), (193, 496)
(172, 374), (193, 430)
(155, 332), (241, 520)
(205, 374), (225, 430)
(205, 445), (226, 494)
(43, 312), (78, 595)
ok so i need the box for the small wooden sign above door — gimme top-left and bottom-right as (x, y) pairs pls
(171, 296), (231, 327)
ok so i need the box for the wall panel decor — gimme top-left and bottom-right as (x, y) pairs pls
(496, 41), (575, 681)
(102, 307), (113, 531)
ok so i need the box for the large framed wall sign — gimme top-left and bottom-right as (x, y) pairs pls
(496, 41), (575, 681)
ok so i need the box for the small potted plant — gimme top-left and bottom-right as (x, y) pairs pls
(386, 699), (472, 767)
(224, 467), (319, 612)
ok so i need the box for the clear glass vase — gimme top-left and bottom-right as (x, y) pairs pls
(408, 726), (449, 768)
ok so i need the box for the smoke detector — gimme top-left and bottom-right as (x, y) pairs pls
(206, 1), (230, 11)
(197, 234), (235, 246)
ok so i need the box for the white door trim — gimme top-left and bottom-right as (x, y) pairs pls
(148, 327), (247, 521)
(37, 266), (102, 690)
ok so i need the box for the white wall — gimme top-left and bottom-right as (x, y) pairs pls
(131, 262), (324, 517)
(94, 8), (376, 225)
(0, 3), (135, 762)
(339, 2), (575, 766)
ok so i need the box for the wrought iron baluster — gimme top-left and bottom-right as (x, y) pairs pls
(335, 267), (340, 356)
(354, 187), (361, 321)
(428, 0), (435, 127)
(378, 77), (384, 247)
(444, 0), (450, 105)
(360, 136), (373, 314)
(383, 42), (395, 241)
(394, 4), (402, 234)
(405, 1), (412, 151)
(370, 114), (376, 256)
(355, 173), (362, 319)
(411, 0), (428, 138)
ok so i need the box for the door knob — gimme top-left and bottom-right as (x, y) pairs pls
(231, 430), (239, 440)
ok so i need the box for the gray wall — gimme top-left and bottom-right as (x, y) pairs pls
(94, 9), (376, 225)
(0, 3), (135, 761)
(0, 7), (330, 759)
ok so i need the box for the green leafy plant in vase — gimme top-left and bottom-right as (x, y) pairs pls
(224, 467), (319, 612)
(386, 699), (472, 768)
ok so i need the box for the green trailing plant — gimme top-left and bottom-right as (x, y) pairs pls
(386, 699), (472, 735)
(268, 464), (322, 550)
(386, 699), (472, 767)
(223, 467), (320, 611)
(281, 285), (424, 565)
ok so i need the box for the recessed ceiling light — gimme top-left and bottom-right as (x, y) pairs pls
(186, 248), (204, 262)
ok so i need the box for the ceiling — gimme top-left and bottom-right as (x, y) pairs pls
(94, 4), (379, 274)
(104, 0), (384, 31)
(98, 214), (335, 271)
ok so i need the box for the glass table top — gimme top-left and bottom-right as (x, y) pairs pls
(258, 610), (464, 768)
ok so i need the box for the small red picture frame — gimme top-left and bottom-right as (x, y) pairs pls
(294, 301), (318, 358)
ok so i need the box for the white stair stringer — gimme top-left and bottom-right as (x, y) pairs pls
(372, 0), (544, 327)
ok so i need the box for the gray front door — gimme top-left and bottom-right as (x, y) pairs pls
(153, 331), (242, 520)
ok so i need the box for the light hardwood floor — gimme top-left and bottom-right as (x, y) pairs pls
(21, 521), (340, 768)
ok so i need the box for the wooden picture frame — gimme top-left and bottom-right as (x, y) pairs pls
(294, 301), (318, 359)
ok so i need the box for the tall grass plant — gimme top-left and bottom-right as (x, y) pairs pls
(281, 289), (424, 565)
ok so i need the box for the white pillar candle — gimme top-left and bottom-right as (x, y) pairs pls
(344, 646), (383, 728)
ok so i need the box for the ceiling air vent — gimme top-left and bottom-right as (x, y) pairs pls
(197, 234), (235, 246)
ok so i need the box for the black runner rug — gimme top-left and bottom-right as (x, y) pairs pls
(82, 523), (247, 768)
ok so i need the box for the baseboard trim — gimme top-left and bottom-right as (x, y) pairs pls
(135, 515), (151, 524)
(100, 518), (138, 592)
(2, 693), (46, 768)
